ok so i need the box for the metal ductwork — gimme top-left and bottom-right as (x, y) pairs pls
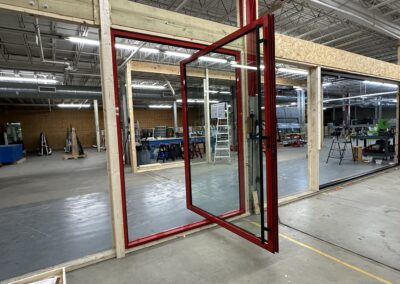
(0, 83), (299, 103)
(0, 83), (102, 100)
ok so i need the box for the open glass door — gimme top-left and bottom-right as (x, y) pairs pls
(180, 15), (278, 252)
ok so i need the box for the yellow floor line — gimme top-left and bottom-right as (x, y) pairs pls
(244, 219), (392, 284)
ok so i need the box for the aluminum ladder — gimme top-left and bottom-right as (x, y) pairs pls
(214, 109), (231, 162)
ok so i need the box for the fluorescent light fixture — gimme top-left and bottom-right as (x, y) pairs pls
(132, 84), (166, 90)
(323, 107), (327, 110)
(231, 63), (265, 71)
(231, 64), (257, 70)
(176, 99), (219, 104)
(278, 67), (308, 75)
(68, 38), (159, 53)
(148, 105), (172, 109)
(290, 102), (297, 106)
(294, 86), (303, 90)
(115, 43), (137, 51)
(323, 82), (332, 87)
(199, 56), (227, 63)
(68, 37), (99, 46)
(219, 91), (231, 95)
(363, 80), (398, 88)
(58, 103), (91, 108)
(0, 77), (58, 84)
(136, 47), (159, 53)
(115, 43), (159, 53)
(208, 90), (219, 94)
(164, 51), (191, 58)
(323, 91), (397, 103)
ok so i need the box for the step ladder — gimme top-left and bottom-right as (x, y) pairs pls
(214, 108), (231, 163)
(38, 132), (52, 156)
(326, 136), (355, 165)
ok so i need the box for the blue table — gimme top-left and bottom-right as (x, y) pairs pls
(141, 137), (205, 147)
(0, 144), (24, 164)
(138, 137), (205, 165)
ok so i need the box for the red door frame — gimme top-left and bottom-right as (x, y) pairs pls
(181, 15), (279, 252)
(110, 29), (246, 249)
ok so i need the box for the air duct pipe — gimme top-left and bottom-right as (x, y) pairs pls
(34, 17), (72, 69)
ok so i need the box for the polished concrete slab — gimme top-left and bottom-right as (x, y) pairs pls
(0, 146), (393, 281)
(67, 224), (400, 283)
(280, 168), (400, 271)
(0, 150), (112, 281)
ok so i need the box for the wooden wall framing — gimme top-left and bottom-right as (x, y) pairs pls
(0, 0), (399, 281)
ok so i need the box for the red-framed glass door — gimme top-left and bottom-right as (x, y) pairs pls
(110, 28), (250, 249)
(180, 15), (278, 252)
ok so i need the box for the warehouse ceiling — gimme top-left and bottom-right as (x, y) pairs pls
(131, 0), (400, 63)
(0, 1), (399, 108)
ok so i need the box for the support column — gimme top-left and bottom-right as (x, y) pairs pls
(203, 69), (212, 163)
(126, 63), (137, 173)
(307, 66), (322, 192)
(94, 99), (101, 152)
(347, 94), (351, 126)
(99, 0), (125, 258)
(237, 0), (258, 212)
(299, 89), (306, 132)
(120, 78), (130, 165)
(173, 101), (178, 134)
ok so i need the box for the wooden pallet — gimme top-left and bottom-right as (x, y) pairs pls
(63, 153), (87, 160)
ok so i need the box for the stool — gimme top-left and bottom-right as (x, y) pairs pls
(189, 142), (202, 159)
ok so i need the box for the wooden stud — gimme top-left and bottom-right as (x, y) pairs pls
(203, 69), (212, 163)
(252, 190), (260, 215)
(99, 0), (125, 258)
(94, 99), (101, 152)
(0, 2), (95, 25)
(307, 67), (322, 192)
(126, 64), (138, 173)
(8, 268), (66, 284)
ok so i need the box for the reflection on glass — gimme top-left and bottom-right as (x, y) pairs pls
(321, 77), (398, 185)
(184, 30), (267, 240)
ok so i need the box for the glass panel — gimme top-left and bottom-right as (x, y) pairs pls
(275, 65), (309, 198)
(113, 36), (205, 242)
(185, 28), (267, 241)
(321, 75), (398, 185)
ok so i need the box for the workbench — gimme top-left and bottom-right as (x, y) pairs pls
(352, 135), (395, 159)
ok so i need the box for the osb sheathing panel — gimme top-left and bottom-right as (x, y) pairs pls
(111, 1), (400, 82)
(0, 108), (104, 152)
(275, 34), (400, 82)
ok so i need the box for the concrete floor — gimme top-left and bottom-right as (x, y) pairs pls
(67, 223), (400, 283)
(68, 168), (400, 283)
(0, 150), (112, 281)
(280, 168), (400, 271)
(0, 145), (394, 281)
(277, 138), (390, 197)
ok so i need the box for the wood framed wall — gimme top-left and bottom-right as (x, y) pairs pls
(0, 0), (399, 281)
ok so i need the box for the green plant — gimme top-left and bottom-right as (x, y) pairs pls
(377, 119), (390, 130)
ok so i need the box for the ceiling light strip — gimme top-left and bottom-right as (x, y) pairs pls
(323, 91), (397, 103)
